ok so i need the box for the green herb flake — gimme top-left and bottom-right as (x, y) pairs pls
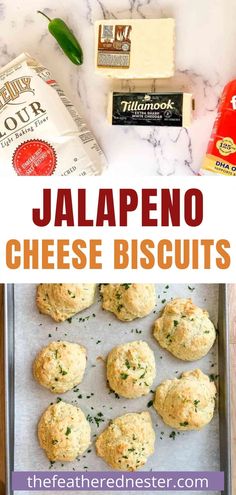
(139, 371), (146, 379)
(173, 320), (179, 327)
(59, 365), (68, 376)
(125, 359), (131, 369)
(179, 421), (189, 427)
(147, 400), (153, 408)
(169, 431), (176, 440)
(94, 416), (105, 427)
(120, 373), (128, 380)
(65, 427), (71, 436)
(209, 374), (219, 382)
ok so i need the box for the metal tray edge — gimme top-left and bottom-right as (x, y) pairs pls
(4, 284), (14, 495)
(219, 285), (232, 495)
(4, 284), (232, 495)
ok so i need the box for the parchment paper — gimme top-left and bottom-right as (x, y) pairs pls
(13, 284), (220, 495)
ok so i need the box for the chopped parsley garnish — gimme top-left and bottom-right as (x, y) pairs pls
(139, 371), (146, 379)
(173, 320), (179, 327)
(147, 400), (153, 408)
(121, 283), (132, 290)
(67, 290), (76, 298)
(87, 412), (105, 428)
(188, 285), (195, 292)
(209, 374), (219, 382)
(169, 431), (176, 440)
(125, 359), (131, 369)
(117, 304), (123, 312)
(193, 400), (200, 412)
(65, 427), (71, 436)
(67, 317), (72, 323)
(120, 373), (128, 380)
(94, 415), (105, 427)
(59, 365), (68, 376)
(179, 421), (189, 427)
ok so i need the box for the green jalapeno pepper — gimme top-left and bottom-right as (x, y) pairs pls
(37, 10), (83, 65)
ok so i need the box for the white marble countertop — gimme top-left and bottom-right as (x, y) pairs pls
(0, 0), (235, 176)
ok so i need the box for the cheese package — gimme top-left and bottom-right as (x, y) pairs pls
(95, 19), (175, 79)
(0, 53), (107, 176)
(107, 92), (193, 127)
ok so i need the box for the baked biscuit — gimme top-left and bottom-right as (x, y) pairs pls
(153, 369), (216, 430)
(33, 341), (87, 394)
(36, 284), (96, 322)
(96, 412), (155, 470)
(153, 298), (216, 360)
(38, 401), (91, 461)
(107, 341), (156, 398)
(100, 284), (156, 321)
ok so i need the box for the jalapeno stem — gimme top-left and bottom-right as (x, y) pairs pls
(37, 10), (52, 22)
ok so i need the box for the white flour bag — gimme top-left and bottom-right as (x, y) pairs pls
(0, 53), (107, 176)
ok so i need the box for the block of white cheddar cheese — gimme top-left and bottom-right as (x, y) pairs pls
(107, 92), (193, 127)
(95, 19), (175, 79)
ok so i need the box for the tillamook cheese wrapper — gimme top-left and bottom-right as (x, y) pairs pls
(0, 53), (107, 176)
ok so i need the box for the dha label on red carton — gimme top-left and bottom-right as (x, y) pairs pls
(200, 80), (236, 176)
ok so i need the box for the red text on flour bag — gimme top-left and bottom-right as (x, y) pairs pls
(200, 80), (236, 176)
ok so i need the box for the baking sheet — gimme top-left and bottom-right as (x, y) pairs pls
(9, 283), (221, 495)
